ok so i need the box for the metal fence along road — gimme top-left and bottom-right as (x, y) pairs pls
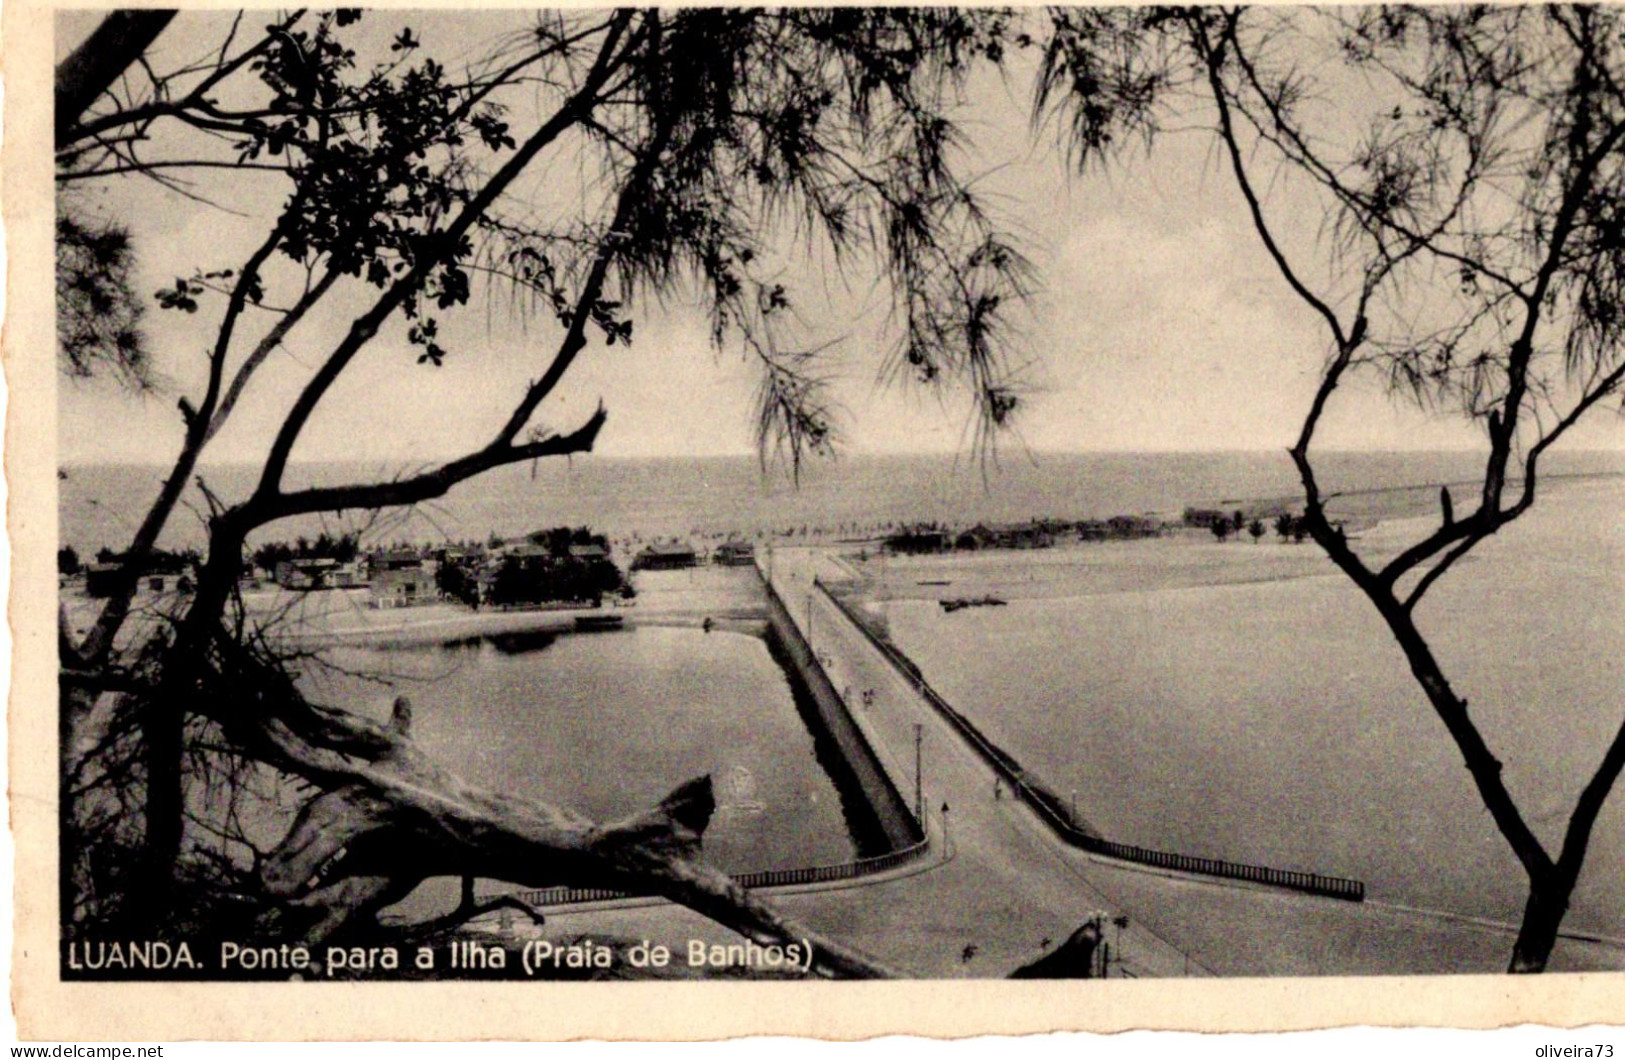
(513, 836), (934, 909)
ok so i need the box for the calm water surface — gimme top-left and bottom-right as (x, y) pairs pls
(884, 479), (1625, 934)
(304, 626), (857, 876)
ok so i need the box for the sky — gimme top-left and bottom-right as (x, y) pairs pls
(54, 9), (1625, 468)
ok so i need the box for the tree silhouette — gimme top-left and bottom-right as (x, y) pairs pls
(1041, 4), (1625, 971)
(58, 8), (1031, 975)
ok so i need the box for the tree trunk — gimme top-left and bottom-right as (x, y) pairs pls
(134, 517), (248, 917)
(55, 10), (177, 147)
(1509, 873), (1576, 973)
(1295, 487), (1578, 974)
(233, 696), (900, 977)
(132, 701), (185, 924)
(181, 520), (248, 643)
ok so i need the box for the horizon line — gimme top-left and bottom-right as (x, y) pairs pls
(58, 444), (1625, 469)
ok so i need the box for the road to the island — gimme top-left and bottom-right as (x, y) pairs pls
(537, 546), (1625, 977)
(761, 546), (1205, 977)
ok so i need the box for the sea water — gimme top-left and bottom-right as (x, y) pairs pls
(882, 476), (1625, 936)
(57, 449), (1625, 556)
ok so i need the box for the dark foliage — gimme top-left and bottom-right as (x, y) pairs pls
(56, 212), (149, 387)
(486, 554), (624, 608)
(251, 533), (359, 574)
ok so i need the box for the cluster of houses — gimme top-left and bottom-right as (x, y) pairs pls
(629, 539), (755, 571)
(64, 544), (197, 598)
(263, 547), (438, 608)
(82, 557), (193, 598)
(74, 531), (755, 611)
(260, 534), (621, 610)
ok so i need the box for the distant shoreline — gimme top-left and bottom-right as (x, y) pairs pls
(843, 473), (1624, 606)
(1222, 466), (1625, 524)
(58, 452), (1625, 560)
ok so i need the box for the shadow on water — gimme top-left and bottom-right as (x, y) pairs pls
(761, 625), (892, 859)
(484, 629), (568, 656)
(432, 629), (567, 656)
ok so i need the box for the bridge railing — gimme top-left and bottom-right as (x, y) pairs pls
(818, 581), (1366, 904)
(510, 835), (933, 909)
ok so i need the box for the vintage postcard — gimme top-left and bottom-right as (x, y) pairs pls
(7, 0), (1625, 1042)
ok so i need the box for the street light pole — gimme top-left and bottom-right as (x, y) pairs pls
(914, 723), (923, 826)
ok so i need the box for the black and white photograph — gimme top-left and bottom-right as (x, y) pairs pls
(16, 0), (1625, 1037)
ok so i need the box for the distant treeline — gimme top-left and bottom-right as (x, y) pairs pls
(58, 544), (196, 577)
(1183, 507), (1312, 543)
(438, 526), (630, 610)
(883, 515), (1166, 555)
(251, 531), (360, 573)
(881, 506), (1323, 555)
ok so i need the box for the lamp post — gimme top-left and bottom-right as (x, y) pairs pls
(1087, 912), (1108, 978)
(913, 723), (924, 826)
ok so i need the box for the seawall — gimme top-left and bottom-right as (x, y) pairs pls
(758, 569), (922, 853)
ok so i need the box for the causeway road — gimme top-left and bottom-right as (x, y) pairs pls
(537, 547), (1625, 976)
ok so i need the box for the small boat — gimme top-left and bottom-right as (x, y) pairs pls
(574, 614), (625, 632)
(939, 595), (1007, 613)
